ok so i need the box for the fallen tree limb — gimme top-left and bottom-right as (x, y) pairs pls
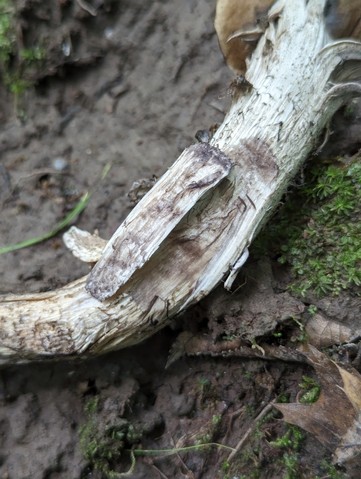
(1, 0), (361, 364)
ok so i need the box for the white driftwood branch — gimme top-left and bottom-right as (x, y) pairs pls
(1, 0), (361, 363)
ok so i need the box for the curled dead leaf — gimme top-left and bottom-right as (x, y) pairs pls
(215, 0), (275, 73)
(274, 345), (361, 465)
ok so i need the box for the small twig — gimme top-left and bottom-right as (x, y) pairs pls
(224, 406), (246, 442)
(227, 401), (275, 461)
(169, 435), (196, 479)
(150, 463), (170, 479)
(314, 120), (333, 155)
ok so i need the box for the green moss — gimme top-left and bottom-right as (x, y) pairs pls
(0, 0), (17, 74)
(0, 1), (46, 113)
(212, 414), (222, 426)
(79, 396), (141, 478)
(270, 426), (305, 479)
(0, 1), (14, 50)
(298, 375), (321, 404)
(276, 392), (290, 403)
(84, 395), (99, 415)
(282, 453), (299, 479)
(255, 157), (361, 297)
(317, 460), (346, 479)
(270, 425), (305, 450)
(19, 46), (46, 62)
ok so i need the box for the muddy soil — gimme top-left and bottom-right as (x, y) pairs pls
(0, 1), (360, 478)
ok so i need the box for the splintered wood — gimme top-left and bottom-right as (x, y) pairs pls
(1, 0), (361, 362)
(86, 143), (232, 301)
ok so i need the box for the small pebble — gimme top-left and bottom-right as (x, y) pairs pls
(104, 27), (114, 40)
(52, 157), (68, 171)
(62, 40), (71, 57)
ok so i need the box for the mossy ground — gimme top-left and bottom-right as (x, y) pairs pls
(79, 396), (142, 478)
(255, 155), (361, 297)
(0, 0), (45, 112)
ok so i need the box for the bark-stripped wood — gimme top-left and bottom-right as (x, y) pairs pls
(1, 0), (361, 363)
(86, 143), (232, 301)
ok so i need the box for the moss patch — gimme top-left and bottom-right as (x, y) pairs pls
(255, 156), (361, 297)
(79, 396), (141, 477)
(0, 0), (45, 111)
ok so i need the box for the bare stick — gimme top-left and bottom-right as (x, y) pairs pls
(227, 402), (275, 462)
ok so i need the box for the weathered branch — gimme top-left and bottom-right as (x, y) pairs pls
(1, 0), (361, 364)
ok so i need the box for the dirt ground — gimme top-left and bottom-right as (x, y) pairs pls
(0, 1), (360, 478)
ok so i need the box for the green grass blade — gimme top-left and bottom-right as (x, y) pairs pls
(0, 192), (90, 255)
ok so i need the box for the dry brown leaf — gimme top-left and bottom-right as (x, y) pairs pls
(274, 345), (361, 464)
(216, 0), (361, 73)
(214, 0), (275, 73)
(305, 313), (358, 348)
(325, 0), (361, 39)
